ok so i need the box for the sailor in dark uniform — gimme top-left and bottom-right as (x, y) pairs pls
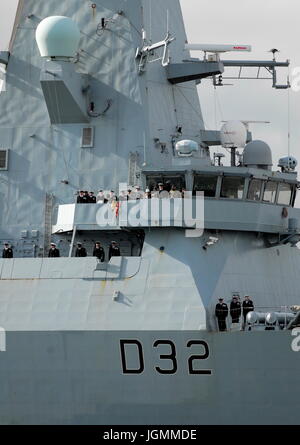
(215, 298), (228, 332)
(88, 192), (96, 203)
(108, 241), (121, 261)
(230, 296), (242, 324)
(93, 242), (105, 262)
(75, 242), (87, 257)
(242, 295), (254, 325)
(48, 243), (60, 257)
(77, 191), (86, 203)
(2, 243), (13, 258)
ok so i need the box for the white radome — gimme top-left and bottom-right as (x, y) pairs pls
(220, 120), (247, 148)
(175, 140), (199, 157)
(243, 140), (272, 168)
(36, 16), (81, 58)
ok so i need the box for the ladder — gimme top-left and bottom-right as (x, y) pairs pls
(128, 151), (141, 187)
(43, 193), (54, 256)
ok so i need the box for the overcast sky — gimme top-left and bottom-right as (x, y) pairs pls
(0, 0), (299, 167)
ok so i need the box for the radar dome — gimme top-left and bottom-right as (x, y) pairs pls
(243, 140), (272, 169)
(176, 140), (199, 157)
(36, 16), (81, 58)
(220, 120), (247, 148)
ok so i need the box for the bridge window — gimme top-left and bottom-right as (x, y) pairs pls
(193, 175), (218, 197)
(220, 176), (245, 199)
(146, 174), (186, 191)
(263, 181), (277, 203)
(277, 183), (293, 206)
(247, 179), (262, 201)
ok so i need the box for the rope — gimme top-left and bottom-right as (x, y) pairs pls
(287, 70), (291, 160)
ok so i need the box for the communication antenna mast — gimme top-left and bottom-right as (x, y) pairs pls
(185, 44), (290, 89)
(136, 7), (175, 74)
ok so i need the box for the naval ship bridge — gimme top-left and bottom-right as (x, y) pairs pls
(53, 164), (300, 237)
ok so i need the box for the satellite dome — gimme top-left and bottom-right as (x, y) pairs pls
(220, 120), (247, 148)
(243, 140), (273, 169)
(36, 16), (81, 58)
(176, 140), (199, 157)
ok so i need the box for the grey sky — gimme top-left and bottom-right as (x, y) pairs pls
(0, 1), (18, 48)
(0, 0), (299, 165)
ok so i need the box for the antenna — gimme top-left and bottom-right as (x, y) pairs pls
(143, 132), (147, 166)
(142, 28), (147, 42)
(286, 70), (292, 168)
(167, 9), (169, 35)
(149, 0), (152, 42)
(136, 32), (175, 73)
(269, 48), (280, 61)
(221, 120), (271, 130)
(185, 44), (251, 53)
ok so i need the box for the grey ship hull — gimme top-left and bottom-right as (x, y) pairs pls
(0, 230), (299, 425)
(0, 330), (298, 425)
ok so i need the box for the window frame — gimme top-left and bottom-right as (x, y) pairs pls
(145, 172), (187, 192)
(277, 182), (294, 206)
(81, 127), (95, 148)
(246, 178), (264, 202)
(0, 148), (9, 171)
(193, 173), (219, 198)
(219, 175), (246, 201)
(262, 180), (279, 204)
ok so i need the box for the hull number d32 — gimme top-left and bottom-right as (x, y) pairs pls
(120, 339), (212, 375)
(291, 328), (300, 352)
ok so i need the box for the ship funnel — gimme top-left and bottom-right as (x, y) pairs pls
(36, 16), (80, 59)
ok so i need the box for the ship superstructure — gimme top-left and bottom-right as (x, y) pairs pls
(0, 0), (299, 425)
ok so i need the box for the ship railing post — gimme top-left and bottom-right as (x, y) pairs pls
(69, 225), (77, 257)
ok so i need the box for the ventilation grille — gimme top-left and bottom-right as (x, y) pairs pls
(0, 149), (8, 170)
(81, 127), (94, 148)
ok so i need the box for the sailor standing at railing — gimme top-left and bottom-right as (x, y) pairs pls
(230, 296), (242, 324)
(242, 295), (254, 326)
(75, 243), (87, 257)
(215, 298), (229, 332)
(108, 241), (121, 261)
(96, 190), (105, 203)
(134, 186), (144, 200)
(93, 242), (105, 262)
(48, 243), (60, 258)
(88, 192), (96, 203)
(2, 243), (13, 258)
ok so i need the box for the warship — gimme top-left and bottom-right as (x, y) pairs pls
(0, 0), (299, 425)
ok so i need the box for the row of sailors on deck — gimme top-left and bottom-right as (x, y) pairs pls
(76, 184), (184, 203)
(215, 295), (254, 331)
(2, 241), (121, 262)
(48, 241), (120, 262)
